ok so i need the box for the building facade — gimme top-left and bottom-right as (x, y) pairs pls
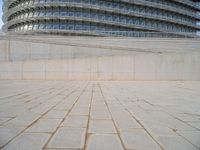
(2, 0), (200, 37)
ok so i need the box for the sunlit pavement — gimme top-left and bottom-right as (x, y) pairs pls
(0, 80), (200, 150)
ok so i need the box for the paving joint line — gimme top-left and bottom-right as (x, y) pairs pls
(175, 130), (200, 149)
(84, 83), (94, 150)
(28, 85), (74, 111)
(98, 83), (126, 150)
(0, 83), (78, 149)
(43, 82), (89, 150)
(101, 83), (165, 150)
(164, 111), (200, 132)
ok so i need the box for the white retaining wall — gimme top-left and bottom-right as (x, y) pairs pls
(0, 36), (200, 80)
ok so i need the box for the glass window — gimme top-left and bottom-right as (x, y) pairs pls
(46, 24), (52, 29)
(53, 24), (60, 29)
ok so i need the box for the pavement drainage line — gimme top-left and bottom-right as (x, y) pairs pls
(142, 95), (200, 133)
(0, 86), (58, 125)
(33, 83), (75, 105)
(84, 83), (94, 150)
(27, 87), (67, 111)
(43, 82), (89, 150)
(19, 87), (59, 109)
(162, 109), (200, 145)
(0, 91), (29, 105)
(1, 117), (15, 126)
(0, 85), (71, 148)
(119, 99), (165, 150)
(28, 85), (74, 111)
(98, 83), (126, 150)
(1, 86), (61, 125)
(6, 86), (59, 108)
(0, 84), (79, 149)
(176, 131), (200, 149)
(174, 85), (200, 94)
(161, 110), (200, 132)
(112, 85), (200, 149)
(125, 108), (165, 150)
(0, 91), (28, 100)
(28, 86), (60, 99)
(0, 83), (52, 101)
(101, 84), (165, 150)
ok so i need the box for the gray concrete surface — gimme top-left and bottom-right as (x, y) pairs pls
(0, 36), (200, 80)
(0, 80), (200, 150)
(1, 36), (200, 62)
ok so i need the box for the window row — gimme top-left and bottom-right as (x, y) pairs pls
(8, 20), (196, 33)
(9, 23), (196, 38)
(146, 0), (196, 13)
(7, 10), (198, 32)
(8, 7), (197, 29)
(7, 0), (197, 17)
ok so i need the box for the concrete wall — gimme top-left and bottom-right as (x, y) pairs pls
(0, 36), (200, 80)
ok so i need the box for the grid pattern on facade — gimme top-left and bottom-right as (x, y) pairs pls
(2, 0), (200, 37)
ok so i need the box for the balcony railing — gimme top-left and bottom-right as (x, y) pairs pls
(4, 0), (200, 20)
(3, 1), (200, 30)
(6, 29), (199, 38)
(4, 15), (197, 37)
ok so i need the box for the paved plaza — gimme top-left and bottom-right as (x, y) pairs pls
(0, 80), (200, 150)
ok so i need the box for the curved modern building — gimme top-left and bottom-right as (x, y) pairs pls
(2, 0), (200, 37)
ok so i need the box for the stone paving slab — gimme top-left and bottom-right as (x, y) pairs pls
(2, 132), (50, 150)
(178, 131), (200, 148)
(120, 129), (161, 150)
(26, 118), (62, 133)
(88, 120), (117, 134)
(0, 80), (200, 150)
(47, 127), (86, 149)
(158, 135), (199, 150)
(61, 115), (88, 128)
(86, 134), (124, 150)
